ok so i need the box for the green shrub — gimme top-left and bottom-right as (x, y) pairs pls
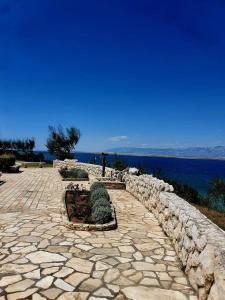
(164, 178), (201, 205)
(112, 154), (128, 171)
(0, 154), (16, 172)
(75, 168), (88, 179)
(91, 206), (112, 224)
(61, 168), (88, 179)
(90, 188), (110, 205)
(92, 197), (111, 210)
(90, 182), (106, 193)
(205, 178), (225, 212)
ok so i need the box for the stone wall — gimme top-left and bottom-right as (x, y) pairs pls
(53, 159), (114, 178)
(54, 160), (225, 300)
(124, 173), (225, 300)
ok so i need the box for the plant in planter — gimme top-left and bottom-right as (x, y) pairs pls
(60, 167), (89, 180)
(89, 185), (112, 224)
(63, 182), (115, 228)
(90, 181), (106, 193)
(91, 206), (112, 224)
(92, 197), (111, 210)
(90, 188), (110, 205)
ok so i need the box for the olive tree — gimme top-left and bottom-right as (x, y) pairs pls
(46, 125), (81, 160)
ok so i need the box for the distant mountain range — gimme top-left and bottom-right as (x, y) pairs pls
(107, 146), (225, 159)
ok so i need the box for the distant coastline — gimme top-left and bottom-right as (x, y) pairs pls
(105, 146), (225, 161)
(105, 152), (225, 161)
(37, 150), (225, 161)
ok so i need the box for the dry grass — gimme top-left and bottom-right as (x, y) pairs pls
(193, 204), (225, 231)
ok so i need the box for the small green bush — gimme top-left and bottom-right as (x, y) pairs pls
(90, 182), (106, 193)
(91, 206), (112, 224)
(0, 154), (16, 172)
(90, 188), (110, 205)
(92, 197), (111, 210)
(75, 168), (88, 178)
(61, 168), (88, 179)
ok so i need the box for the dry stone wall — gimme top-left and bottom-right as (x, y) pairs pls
(124, 173), (225, 300)
(53, 160), (225, 300)
(53, 159), (113, 177)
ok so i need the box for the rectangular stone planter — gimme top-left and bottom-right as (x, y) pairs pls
(60, 189), (117, 231)
(61, 178), (89, 181)
(95, 177), (126, 190)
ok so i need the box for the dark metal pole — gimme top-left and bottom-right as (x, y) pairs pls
(101, 152), (108, 177)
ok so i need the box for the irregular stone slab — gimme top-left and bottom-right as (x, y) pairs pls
(133, 251), (143, 261)
(90, 255), (107, 262)
(75, 244), (94, 251)
(6, 279), (35, 293)
(94, 287), (113, 297)
(54, 279), (74, 292)
(95, 261), (112, 271)
(42, 267), (59, 275)
(135, 241), (160, 252)
(140, 278), (160, 286)
(36, 276), (54, 289)
(41, 263), (64, 268)
(66, 258), (93, 274)
(118, 246), (135, 253)
(18, 236), (42, 243)
(7, 288), (38, 300)
(13, 245), (37, 254)
(0, 254), (20, 265)
(90, 248), (120, 256)
(129, 272), (142, 283)
(0, 263), (38, 274)
(65, 273), (89, 287)
(113, 276), (133, 286)
(79, 278), (102, 292)
(157, 272), (172, 281)
(103, 257), (118, 266)
(53, 267), (73, 278)
(32, 293), (46, 300)
(14, 258), (29, 264)
(26, 251), (67, 264)
(24, 269), (41, 280)
(41, 288), (62, 299)
(104, 268), (120, 283)
(47, 246), (69, 253)
(0, 275), (22, 287)
(132, 262), (166, 272)
(57, 292), (89, 300)
(107, 284), (120, 293)
(38, 239), (50, 249)
(92, 271), (104, 279)
(122, 286), (188, 300)
(122, 269), (136, 277)
(116, 257), (132, 264)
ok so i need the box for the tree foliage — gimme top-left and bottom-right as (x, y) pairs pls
(111, 154), (128, 171)
(206, 177), (225, 212)
(166, 178), (201, 204)
(46, 125), (81, 160)
(0, 138), (35, 153)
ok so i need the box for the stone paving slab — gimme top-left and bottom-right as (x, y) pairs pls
(0, 168), (197, 299)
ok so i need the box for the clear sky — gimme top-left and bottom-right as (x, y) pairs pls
(0, 0), (225, 151)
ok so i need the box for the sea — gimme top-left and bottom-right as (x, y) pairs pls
(41, 151), (225, 196)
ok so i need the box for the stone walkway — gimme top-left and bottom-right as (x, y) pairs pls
(0, 168), (197, 300)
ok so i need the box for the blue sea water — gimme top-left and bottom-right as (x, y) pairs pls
(41, 151), (225, 195)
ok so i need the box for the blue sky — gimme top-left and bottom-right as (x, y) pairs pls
(0, 0), (225, 151)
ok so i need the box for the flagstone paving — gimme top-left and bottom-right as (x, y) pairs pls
(0, 168), (197, 299)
